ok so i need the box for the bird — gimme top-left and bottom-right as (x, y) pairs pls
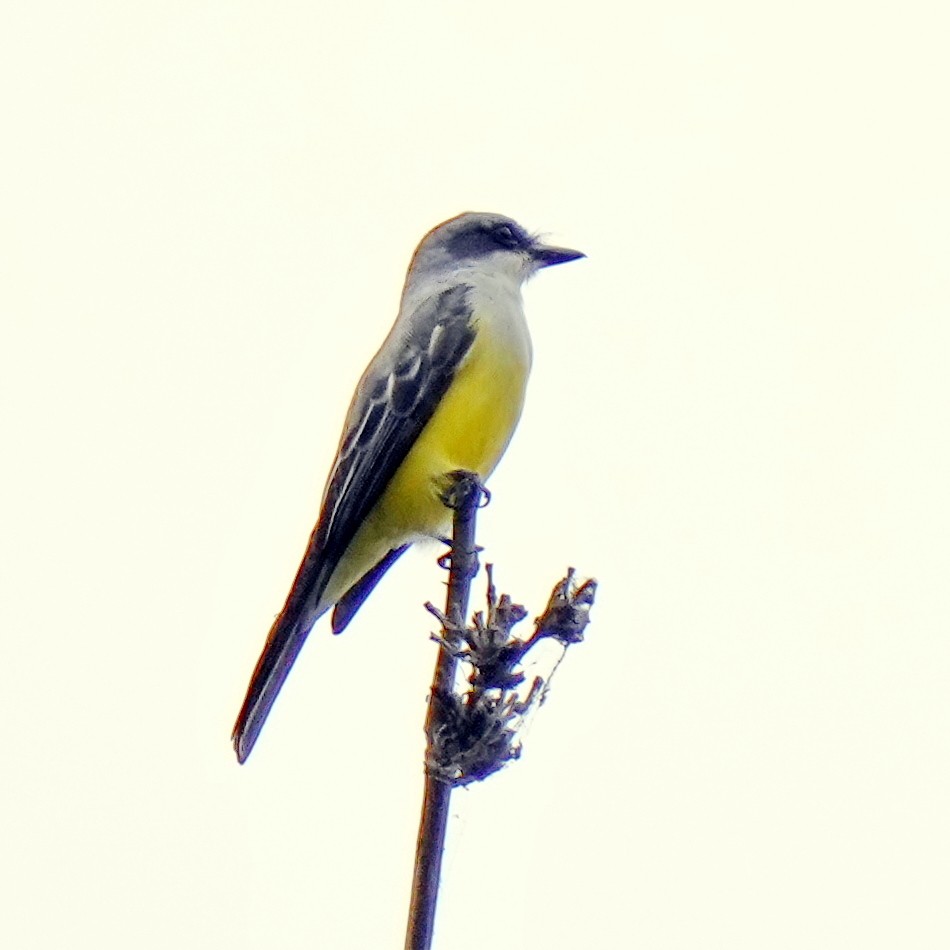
(232, 211), (584, 762)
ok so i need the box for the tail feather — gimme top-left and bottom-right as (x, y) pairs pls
(231, 602), (328, 763)
(232, 545), (410, 762)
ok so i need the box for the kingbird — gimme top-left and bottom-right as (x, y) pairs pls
(232, 212), (584, 762)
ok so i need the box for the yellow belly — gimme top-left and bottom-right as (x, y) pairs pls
(323, 321), (529, 605)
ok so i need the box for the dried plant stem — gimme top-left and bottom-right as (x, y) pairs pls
(404, 471), (483, 950)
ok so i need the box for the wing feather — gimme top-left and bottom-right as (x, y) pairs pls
(307, 283), (477, 596)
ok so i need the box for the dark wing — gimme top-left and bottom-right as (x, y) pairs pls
(232, 284), (477, 762)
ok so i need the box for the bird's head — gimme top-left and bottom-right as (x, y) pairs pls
(408, 212), (584, 283)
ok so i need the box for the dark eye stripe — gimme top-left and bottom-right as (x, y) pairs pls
(493, 224), (519, 248)
(444, 220), (529, 260)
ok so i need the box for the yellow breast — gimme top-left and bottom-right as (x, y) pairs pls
(378, 315), (529, 535)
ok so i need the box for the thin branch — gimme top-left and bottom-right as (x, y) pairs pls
(404, 477), (597, 949)
(404, 471), (484, 950)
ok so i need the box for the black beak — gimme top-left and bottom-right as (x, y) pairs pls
(532, 243), (586, 268)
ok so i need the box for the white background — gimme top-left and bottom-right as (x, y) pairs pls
(3, 2), (948, 947)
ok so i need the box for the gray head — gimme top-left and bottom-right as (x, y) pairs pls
(407, 212), (584, 283)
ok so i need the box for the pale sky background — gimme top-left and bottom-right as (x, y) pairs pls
(3, 2), (949, 948)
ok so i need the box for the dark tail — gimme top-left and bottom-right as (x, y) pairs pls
(231, 601), (327, 763)
(232, 546), (409, 762)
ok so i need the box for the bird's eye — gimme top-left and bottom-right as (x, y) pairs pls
(493, 224), (520, 248)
